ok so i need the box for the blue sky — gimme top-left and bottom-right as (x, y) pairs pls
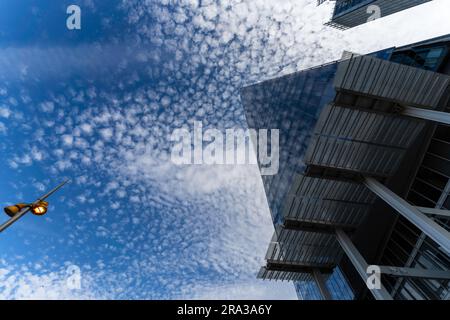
(0, 0), (448, 299)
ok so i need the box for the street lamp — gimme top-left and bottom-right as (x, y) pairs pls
(4, 201), (49, 217)
(1, 180), (69, 233)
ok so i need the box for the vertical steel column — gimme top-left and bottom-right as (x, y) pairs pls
(312, 269), (332, 300)
(364, 177), (450, 254)
(335, 229), (393, 300)
(402, 106), (450, 125)
(392, 177), (450, 296)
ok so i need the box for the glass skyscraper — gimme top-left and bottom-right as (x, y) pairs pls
(320, 0), (433, 29)
(243, 35), (450, 300)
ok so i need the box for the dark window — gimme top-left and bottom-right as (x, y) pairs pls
(390, 45), (448, 71)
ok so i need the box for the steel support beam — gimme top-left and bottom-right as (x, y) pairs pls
(364, 177), (450, 254)
(312, 269), (333, 300)
(283, 219), (356, 234)
(266, 260), (334, 275)
(335, 229), (393, 300)
(304, 163), (387, 180)
(403, 106), (450, 125)
(392, 178), (450, 296)
(378, 266), (450, 280)
(417, 206), (450, 219)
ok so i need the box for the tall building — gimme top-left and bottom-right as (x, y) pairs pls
(241, 35), (450, 300)
(318, 0), (434, 29)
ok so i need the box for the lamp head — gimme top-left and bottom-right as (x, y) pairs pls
(31, 201), (49, 216)
(4, 203), (29, 217)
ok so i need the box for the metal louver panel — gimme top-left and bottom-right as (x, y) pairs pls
(257, 267), (315, 282)
(282, 174), (374, 227)
(265, 229), (343, 266)
(334, 55), (450, 109)
(304, 104), (425, 176)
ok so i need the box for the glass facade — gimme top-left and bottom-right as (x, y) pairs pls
(241, 63), (338, 225)
(295, 267), (354, 300)
(333, 0), (376, 17)
(243, 35), (450, 300)
(391, 36), (450, 71)
(391, 45), (449, 71)
(242, 63), (358, 300)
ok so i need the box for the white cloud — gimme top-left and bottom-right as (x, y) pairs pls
(39, 101), (55, 113)
(33, 182), (45, 192)
(62, 135), (74, 147)
(182, 281), (297, 300)
(99, 128), (113, 140)
(0, 105), (11, 118)
(0, 261), (110, 300)
(0, 122), (6, 134)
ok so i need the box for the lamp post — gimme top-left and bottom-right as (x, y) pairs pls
(0, 179), (69, 233)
